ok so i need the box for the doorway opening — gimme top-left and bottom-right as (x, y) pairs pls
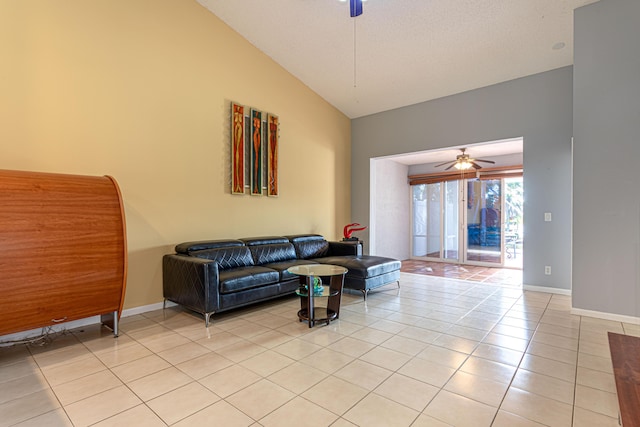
(411, 175), (523, 269)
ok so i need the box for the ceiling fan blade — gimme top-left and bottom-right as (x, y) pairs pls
(435, 160), (456, 168)
(471, 162), (483, 169)
(445, 164), (456, 171)
(474, 159), (495, 164)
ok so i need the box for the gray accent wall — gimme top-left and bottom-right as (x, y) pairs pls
(573, 0), (640, 317)
(352, 67), (574, 291)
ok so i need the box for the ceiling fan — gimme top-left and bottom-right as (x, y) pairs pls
(434, 148), (496, 171)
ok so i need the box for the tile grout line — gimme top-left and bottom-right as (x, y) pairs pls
(4, 275), (618, 427)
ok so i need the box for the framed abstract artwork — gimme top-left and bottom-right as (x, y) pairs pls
(230, 101), (279, 197)
(231, 103), (245, 194)
(250, 108), (263, 195)
(267, 114), (279, 196)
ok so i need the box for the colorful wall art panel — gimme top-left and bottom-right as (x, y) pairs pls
(250, 108), (263, 195)
(231, 103), (245, 194)
(230, 101), (279, 197)
(267, 114), (279, 197)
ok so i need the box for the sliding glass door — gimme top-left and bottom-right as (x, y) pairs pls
(411, 183), (439, 258)
(411, 181), (459, 260)
(411, 178), (516, 267)
(443, 180), (460, 261)
(464, 179), (502, 265)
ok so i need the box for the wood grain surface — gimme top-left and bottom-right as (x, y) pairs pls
(608, 332), (640, 427)
(0, 169), (127, 336)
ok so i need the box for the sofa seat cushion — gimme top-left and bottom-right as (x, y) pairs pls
(262, 260), (319, 281)
(219, 266), (280, 294)
(314, 256), (401, 279)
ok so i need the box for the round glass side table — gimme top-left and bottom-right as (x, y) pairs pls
(287, 264), (348, 327)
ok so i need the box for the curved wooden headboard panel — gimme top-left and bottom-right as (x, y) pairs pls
(0, 169), (127, 336)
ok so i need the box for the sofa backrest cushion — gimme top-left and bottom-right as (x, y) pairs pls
(249, 243), (297, 265)
(240, 236), (289, 246)
(287, 234), (329, 259)
(190, 246), (254, 270)
(176, 239), (244, 254)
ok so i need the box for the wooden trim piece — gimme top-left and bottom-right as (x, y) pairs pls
(478, 171), (523, 180)
(409, 165), (523, 185)
(608, 332), (640, 427)
(106, 175), (128, 319)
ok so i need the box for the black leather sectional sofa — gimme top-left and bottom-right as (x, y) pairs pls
(162, 234), (401, 325)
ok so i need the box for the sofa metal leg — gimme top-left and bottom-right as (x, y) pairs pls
(397, 280), (401, 289)
(163, 299), (167, 310)
(361, 289), (368, 301)
(204, 312), (214, 327)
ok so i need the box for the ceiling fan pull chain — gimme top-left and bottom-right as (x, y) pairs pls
(353, 19), (357, 88)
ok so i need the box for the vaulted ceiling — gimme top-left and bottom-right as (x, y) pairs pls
(198, 0), (598, 119)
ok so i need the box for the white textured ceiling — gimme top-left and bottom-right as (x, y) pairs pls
(390, 138), (523, 166)
(198, 0), (598, 119)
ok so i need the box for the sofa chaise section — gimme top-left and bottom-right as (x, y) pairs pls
(287, 234), (401, 300)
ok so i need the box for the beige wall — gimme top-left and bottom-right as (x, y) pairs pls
(0, 0), (351, 309)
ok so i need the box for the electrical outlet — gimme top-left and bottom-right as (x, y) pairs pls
(544, 212), (552, 222)
(545, 266), (551, 275)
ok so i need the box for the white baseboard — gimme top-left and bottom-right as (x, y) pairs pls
(121, 301), (176, 317)
(523, 284), (572, 296)
(0, 317), (102, 345)
(0, 302), (174, 346)
(571, 307), (640, 325)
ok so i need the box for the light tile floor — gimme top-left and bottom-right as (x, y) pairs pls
(1, 272), (638, 427)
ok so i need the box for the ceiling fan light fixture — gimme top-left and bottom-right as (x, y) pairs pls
(434, 148), (495, 171)
(454, 160), (473, 170)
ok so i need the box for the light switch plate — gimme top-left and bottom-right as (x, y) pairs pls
(544, 212), (552, 222)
